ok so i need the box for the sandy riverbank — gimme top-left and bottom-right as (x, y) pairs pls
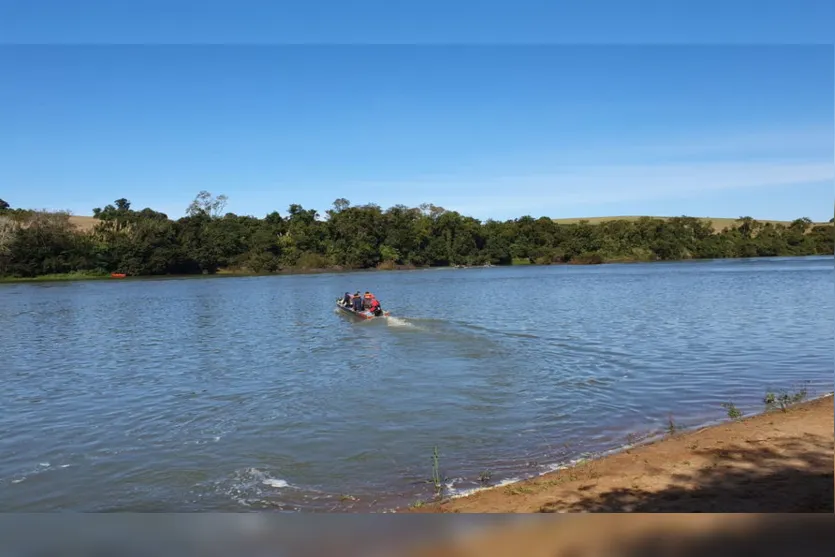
(403, 394), (834, 513)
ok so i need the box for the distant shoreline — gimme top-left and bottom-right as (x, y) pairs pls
(1, 254), (829, 285)
(3, 206), (830, 283)
(401, 393), (834, 513)
(62, 214), (834, 235)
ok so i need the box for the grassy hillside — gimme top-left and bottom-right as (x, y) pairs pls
(64, 214), (830, 234)
(68, 215), (99, 231)
(551, 216), (831, 233)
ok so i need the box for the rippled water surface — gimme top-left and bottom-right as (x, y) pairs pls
(1, 256), (832, 511)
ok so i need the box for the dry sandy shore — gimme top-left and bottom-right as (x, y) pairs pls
(403, 395), (833, 513)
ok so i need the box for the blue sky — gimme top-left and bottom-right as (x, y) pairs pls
(0, 4), (833, 222)
(2, 0), (834, 45)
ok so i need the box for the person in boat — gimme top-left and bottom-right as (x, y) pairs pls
(351, 291), (363, 312)
(369, 297), (383, 316)
(341, 292), (352, 306)
(363, 291), (374, 310)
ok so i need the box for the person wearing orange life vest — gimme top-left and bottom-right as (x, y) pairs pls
(369, 297), (383, 316)
(362, 291), (373, 310)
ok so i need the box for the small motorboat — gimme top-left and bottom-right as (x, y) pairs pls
(335, 298), (390, 320)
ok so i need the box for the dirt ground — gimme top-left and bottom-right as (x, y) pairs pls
(404, 395), (833, 513)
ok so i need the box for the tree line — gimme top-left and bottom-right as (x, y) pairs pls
(0, 192), (832, 278)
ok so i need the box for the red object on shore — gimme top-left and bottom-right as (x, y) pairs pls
(110, 273), (126, 278)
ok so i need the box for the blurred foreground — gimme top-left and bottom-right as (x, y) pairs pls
(1, 514), (833, 557)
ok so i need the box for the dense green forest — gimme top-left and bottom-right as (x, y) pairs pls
(0, 192), (832, 279)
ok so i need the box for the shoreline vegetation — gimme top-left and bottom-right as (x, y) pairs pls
(0, 252), (828, 285)
(1, 192), (832, 281)
(401, 391), (834, 513)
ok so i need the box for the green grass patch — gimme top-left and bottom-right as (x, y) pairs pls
(721, 402), (744, 420)
(764, 381), (810, 412)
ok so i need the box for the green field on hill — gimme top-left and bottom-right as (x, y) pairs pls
(550, 216), (830, 233)
(66, 214), (829, 233)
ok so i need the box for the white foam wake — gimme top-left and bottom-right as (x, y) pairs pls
(385, 316), (418, 329)
(262, 478), (290, 488)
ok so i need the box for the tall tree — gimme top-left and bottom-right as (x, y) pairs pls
(186, 191), (228, 218)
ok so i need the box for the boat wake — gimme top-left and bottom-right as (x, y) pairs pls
(384, 316), (419, 329)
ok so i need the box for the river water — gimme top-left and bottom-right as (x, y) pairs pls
(1, 256), (832, 511)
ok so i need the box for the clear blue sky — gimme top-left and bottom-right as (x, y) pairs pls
(1, 2), (833, 222)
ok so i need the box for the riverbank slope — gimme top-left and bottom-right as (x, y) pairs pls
(404, 395), (834, 513)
